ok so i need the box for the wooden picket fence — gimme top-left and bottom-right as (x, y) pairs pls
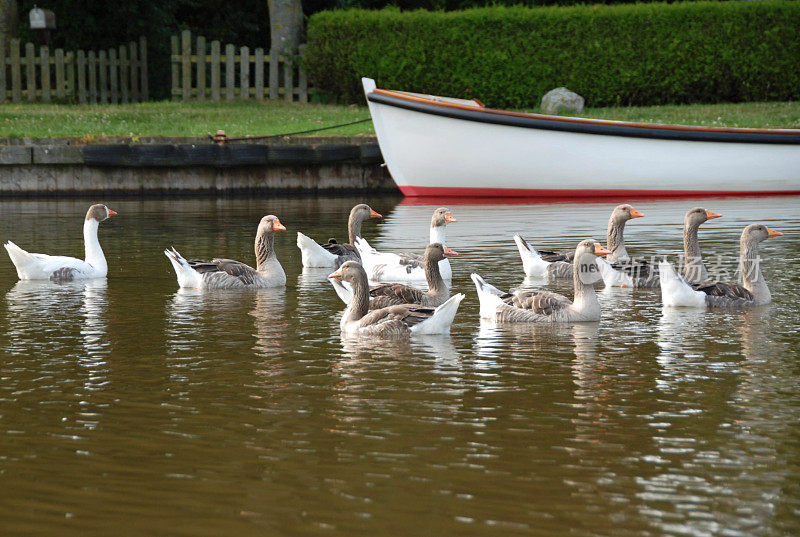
(171, 30), (308, 102)
(0, 37), (148, 104)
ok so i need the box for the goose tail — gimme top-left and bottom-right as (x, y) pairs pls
(658, 260), (706, 308)
(4, 241), (37, 279)
(296, 232), (337, 267)
(513, 234), (549, 277)
(412, 293), (464, 335)
(164, 247), (202, 288)
(470, 273), (505, 320)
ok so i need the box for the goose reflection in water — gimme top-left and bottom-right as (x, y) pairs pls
(5, 278), (110, 392)
(250, 287), (287, 360)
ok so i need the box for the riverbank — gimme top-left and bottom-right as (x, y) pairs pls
(0, 135), (395, 196)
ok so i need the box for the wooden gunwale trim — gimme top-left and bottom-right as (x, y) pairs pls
(372, 88), (800, 136)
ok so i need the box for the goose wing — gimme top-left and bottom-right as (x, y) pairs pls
(692, 280), (754, 301)
(505, 290), (572, 316)
(538, 250), (574, 263)
(610, 259), (657, 279)
(369, 283), (426, 307)
(188, 258), (258, 285)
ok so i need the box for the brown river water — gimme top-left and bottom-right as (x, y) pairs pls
(0, 195), (798, 536)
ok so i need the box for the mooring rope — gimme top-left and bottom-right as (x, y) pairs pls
(208, 118), (373, 143)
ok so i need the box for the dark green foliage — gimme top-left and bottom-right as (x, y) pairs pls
(304, 2), (800, 107)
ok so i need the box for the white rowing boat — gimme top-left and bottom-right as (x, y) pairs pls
(362, 78), (800, 198)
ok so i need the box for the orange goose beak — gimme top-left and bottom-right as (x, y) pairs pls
(767, 228), (783, 238)
(370, 209), (382, 219)
(445, 212), (457, 223)
(272, 219), (286, 231)
(630, 208), (644, 219)
(594, 244), (611, 256)
(329, 268), (343, 280)
(705, 210), (722, 219)
(107, 208), (118, 216)
(444, 246), (458, 257)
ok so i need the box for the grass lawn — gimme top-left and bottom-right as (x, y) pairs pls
(0, 99), (798, 140)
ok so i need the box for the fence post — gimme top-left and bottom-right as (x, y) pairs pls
(298, 44), (307, 103)
(170, 34), (179, 100)
(196, 35), (206, 101)
(10, 39), (21, 102)
(120, 45), (128, 103)
(225, 44), (234, 100)
(55, 48), (65, 100)
(40, 46), (50, 102)
(269, 49), (278, 100)
(283, 54), (293, 102)
(139, 36), (148, 101)
(0, 40), (5, 103)
(99, 50), (108, 103)
(77, 50), (86, 104)
(129, 41), (138, 102)
(240, 46), (249, 99)
(109, 48), (118, 104)
(181, 30), (191, 100)
(66, 52), (75, 102)
(254, 48), (264, 101)
(210, 40), (220, 101)
(25, 42), (35, 102)
(88, 50), (97, 103)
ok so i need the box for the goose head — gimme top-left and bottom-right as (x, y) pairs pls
(742, 223), (783, 244)
(258, 215), (287, 235)
(685, 207), (722, 227)
(424, 242), (457, 263)
(329, 260), (368, 285)
(86, 204), (117, 222)
(431, 207), (457, 228)
(574, 239), (611, 284)
(611, 204), (644, 223)
(350, 204), (382, 222)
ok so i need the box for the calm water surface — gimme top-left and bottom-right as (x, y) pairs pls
(0, 195), (799, 536)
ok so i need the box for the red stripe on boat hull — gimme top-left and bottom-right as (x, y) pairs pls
(398, 185), (800, 198)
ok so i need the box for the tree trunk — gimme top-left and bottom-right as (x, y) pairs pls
(268, 0), (303, 56)
(0, 0), (17, 46)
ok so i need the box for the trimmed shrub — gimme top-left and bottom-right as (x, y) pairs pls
(304, 2), (800, 107)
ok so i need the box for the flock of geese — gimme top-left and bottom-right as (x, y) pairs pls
(2, 202), (784, 337)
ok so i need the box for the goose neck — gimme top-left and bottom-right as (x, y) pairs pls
(682, 221), (708, 283)
(346, 270), (371, 322)
(255, 229), (275, 271)
(606, 217), (629, 263)
(429, 225), (446, 246)
(348, 212), (364, 245)
(740, 235), (770, 303)
(572, 256), (601, 312)
(424, 253), (447, 295)
(83, 218), (107, 271)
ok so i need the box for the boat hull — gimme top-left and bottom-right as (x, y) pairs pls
(363, 78), (800, 197)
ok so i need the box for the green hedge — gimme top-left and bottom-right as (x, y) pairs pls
(304, 2), (800, 108)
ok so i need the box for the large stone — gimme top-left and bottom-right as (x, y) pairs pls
(540, 87), (585, 115)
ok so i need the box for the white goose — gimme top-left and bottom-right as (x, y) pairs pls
(354, 207), (456, 282)
(660, 223), (782, 308)
(165, 215), (287, 289)
(473, 239), (610, 322)
(329, 261), (464, 337)
(514, 204), (643, 279)
(296, 204), (382, 268)
(4, 204), (117, 281)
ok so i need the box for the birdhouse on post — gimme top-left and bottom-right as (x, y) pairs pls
(29, 6), (56, 46)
